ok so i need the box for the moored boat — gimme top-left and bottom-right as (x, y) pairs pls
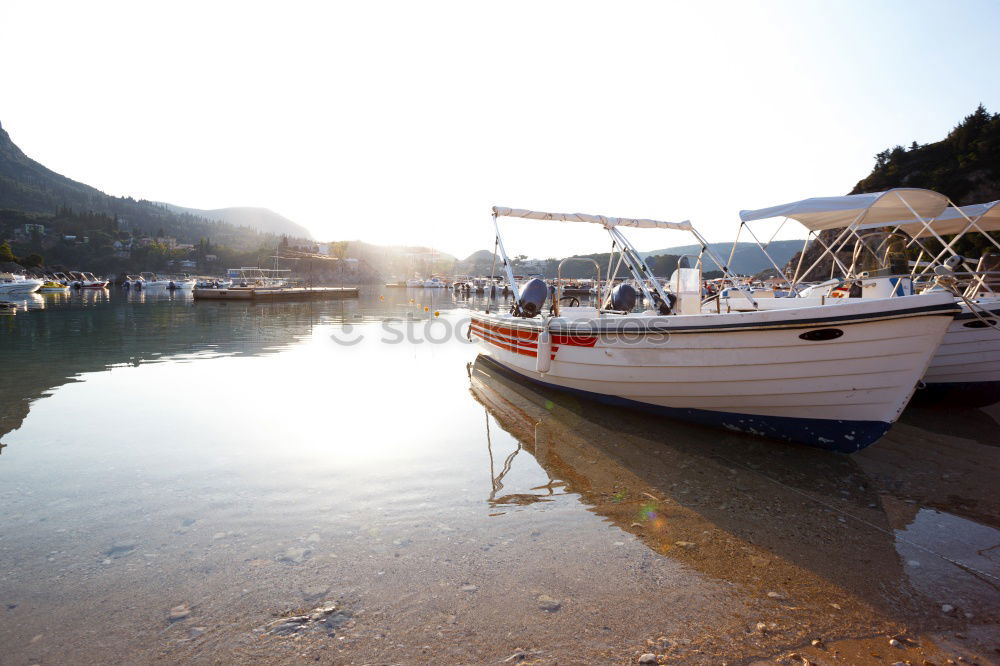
(736, 189), (1000, 406)
(469, 206), (959, 452)
(37, 279), (69, 293)
(0, 273), (43, 294)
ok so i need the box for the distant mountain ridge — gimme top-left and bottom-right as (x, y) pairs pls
(159, 203), (312, 240)
(639, 241), (801, 276)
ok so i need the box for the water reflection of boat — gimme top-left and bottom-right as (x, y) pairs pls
(467, 356), (1000, 643)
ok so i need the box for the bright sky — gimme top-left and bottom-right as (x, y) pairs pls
(2, 0), (999, 259)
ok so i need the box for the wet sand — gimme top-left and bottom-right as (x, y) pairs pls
(1, 292), (998, 665)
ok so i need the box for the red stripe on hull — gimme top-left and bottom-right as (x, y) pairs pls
(472, 317), (597, 349)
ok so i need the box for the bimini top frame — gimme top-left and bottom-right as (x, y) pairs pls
(490, 206), (756, 312)
(732, 188), (964, 288)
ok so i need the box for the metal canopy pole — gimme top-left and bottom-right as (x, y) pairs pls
(492, 212), (521, 304)
(605, 226), (670, 307)
(686, 227), (758, 309)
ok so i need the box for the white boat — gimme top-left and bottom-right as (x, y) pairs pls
(736, 189), (1000, 406)
(0, 273), (42, 294)
(67, 271), (108, 289)
(134, 272), (172, 288)
(469, 206), (958, 452)
(424, 277), (447, 288)
(195, 277), (232, 288)
(168, 277), (196, 290)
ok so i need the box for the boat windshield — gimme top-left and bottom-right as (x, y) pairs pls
(850, 232), (909, 277)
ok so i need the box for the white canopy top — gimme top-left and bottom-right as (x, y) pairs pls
(857, 199), (1000, 238)
(493, 206), (693, 231)
(738, 188), (950, 232)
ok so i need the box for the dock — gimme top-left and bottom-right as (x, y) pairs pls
(193, 287), (359, 301)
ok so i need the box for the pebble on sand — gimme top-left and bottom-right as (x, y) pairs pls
(889, 638), (902, 648)
(278, 547), (311, 564)
(168, 604), (191, 622)
(537, 595), (561, 612)
(106, 540), (137, 558)
(941, 603), (955, 613)
(638, 654), (657, 664)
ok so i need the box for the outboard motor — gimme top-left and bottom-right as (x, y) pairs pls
(609, 283), (637, 312)
(514, 278), (548, 318)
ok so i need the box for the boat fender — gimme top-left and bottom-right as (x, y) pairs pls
(536, 327), (552, 374)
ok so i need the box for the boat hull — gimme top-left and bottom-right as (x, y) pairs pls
(915, 299), (1000, 406)
(470, 294), (957, 452)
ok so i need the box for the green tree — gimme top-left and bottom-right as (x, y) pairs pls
(22, 253), (44, 267)
(0, 241), (15, 263)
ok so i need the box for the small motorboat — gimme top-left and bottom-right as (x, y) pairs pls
(135, 272), (172, 288)
(168, 276), (196, 290)
(0, 273), (43, 294)
(470, 205), (958, 452)
(735, 189), (1000, 406)
(37, 280), (69, 293)
(67, 271), (108, 289)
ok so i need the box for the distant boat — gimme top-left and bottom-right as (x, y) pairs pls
(67, 271), (108, 289)
(135, 272), (173, 289)
(168, 277), (196, 290)
(37, 280), (69, 293)
(0, 273), (42, 294)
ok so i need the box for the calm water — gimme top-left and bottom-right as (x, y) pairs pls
(1, 288), (998, 665)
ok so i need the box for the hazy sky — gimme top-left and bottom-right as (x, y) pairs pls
(2, 0), (999, 258)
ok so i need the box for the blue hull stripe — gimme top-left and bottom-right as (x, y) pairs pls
(478, 356), (891, 453)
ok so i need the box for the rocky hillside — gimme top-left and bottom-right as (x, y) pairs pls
(789, 105), (1000, 279)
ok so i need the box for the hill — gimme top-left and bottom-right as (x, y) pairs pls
(640, 241), (801, 276)
(0, 120), (311, 250)
(850, 104), (1000, 204)
(0, 120), (108, 214)
(0, 120), (316, 273)
(789, 105), (1000, 278)
(159, 203), (312, 239)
